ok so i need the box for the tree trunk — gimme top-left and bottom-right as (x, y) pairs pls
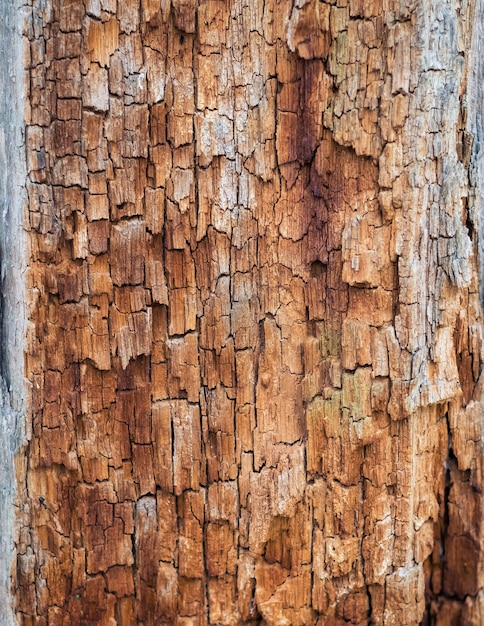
(1, 0), (484, 624)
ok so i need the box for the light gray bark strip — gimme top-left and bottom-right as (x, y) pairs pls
(0, 0), (27, 623)
(469, 0), (484, 298)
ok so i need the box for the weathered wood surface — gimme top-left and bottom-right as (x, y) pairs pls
(0, 0), (28, 624)
(7, 0), (484, 623)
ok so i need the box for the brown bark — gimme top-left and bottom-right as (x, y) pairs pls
(5, 0), (484, 624)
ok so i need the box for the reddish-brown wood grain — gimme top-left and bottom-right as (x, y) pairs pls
(12, 0), (484, 624)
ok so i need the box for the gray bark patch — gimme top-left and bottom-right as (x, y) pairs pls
(0, 0), (27, 623)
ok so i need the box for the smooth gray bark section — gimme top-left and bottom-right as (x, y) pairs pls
(0, 0), (27, 623)
(469, 0), (484, 298)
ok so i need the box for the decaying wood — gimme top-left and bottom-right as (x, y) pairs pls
(4, 0), (484, 624)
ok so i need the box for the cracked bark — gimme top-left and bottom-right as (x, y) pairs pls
(1, 0), (484, 624)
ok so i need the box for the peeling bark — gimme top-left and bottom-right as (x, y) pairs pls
(1, 0), (484, 624)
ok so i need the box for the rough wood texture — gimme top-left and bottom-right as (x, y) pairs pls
(9, 0), (484, 624)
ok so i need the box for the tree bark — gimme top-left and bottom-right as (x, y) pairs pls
(1, 0), (484, 624)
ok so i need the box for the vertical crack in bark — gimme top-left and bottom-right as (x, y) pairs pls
(422, 413), (456, 623)
(443, 415), (455, 579)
